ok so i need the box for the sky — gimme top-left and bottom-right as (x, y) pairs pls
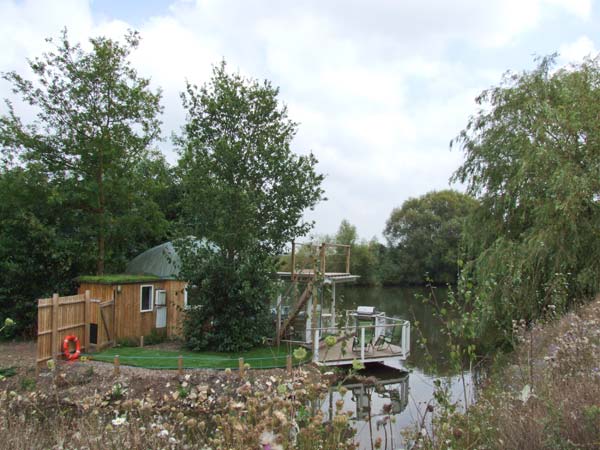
(1, 0), (599, 241)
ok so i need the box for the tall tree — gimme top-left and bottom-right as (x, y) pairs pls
(383, 190), (477, 284)
(452, 55), (600, 346)
(177, 61), (324, 257)
(1, 30), (164, 274)
(176, 62), (324, 351)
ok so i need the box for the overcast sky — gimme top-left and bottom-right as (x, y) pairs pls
(1, 0), (598, 241)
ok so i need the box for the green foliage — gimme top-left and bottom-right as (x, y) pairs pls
(0, 30), (177, 335)
(334, 220), (380, 285)
(0, 367), (16, 378)
(181, 248), (276, 352)
(452, 55), (600, 347)
(116, 337), (140, 348)
(143, 328), (167, 346)
(19, 377), (36, 391)
(0, 166), (78, 336)
(176, 61), (324, 257)
(0, 29), (168, 275)
(383, 190), (477, 285)
(176, 62), (324, 351)
(295, 220), (382, 285)
(111, 382), (124, 400)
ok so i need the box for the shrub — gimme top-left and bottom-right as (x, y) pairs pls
(182, 249), (275, 352)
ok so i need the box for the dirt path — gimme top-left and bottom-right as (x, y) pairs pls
(0, 340), (35, 370)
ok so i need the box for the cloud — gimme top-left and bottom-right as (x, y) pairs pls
(547, 0), (592, 20)
(559, 36), (598, 63)
(0, 0), (594, 239)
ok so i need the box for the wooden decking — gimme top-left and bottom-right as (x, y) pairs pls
(315, 337), (405, 366)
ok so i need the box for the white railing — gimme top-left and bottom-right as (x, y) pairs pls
(308, 315), (410, 364)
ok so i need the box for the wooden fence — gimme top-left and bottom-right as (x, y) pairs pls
(36, 290), (114, 368)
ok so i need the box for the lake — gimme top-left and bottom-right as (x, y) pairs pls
(323, 285), (474, 449)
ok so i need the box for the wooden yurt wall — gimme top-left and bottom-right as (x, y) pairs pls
(165, 280), (187, 338)
(78, 280), (188, 341)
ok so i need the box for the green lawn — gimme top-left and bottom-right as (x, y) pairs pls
(88, 345), (309, 370)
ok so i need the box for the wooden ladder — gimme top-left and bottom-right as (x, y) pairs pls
(278, 281), (313, 340)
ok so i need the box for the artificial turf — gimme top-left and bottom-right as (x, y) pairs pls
(89, 345), (309, 370)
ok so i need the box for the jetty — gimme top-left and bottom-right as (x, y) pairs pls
(274, 242), (410, 367)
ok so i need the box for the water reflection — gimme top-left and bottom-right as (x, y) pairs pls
(320, 365), (474, 450)
(331, 285), (475, 448)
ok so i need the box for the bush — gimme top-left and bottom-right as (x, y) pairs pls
(116, 337), (140, 348)
(182, 249), (275, 352)
(143, 329), (167, 346)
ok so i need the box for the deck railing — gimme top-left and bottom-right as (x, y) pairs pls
(307, 316), (410, 364)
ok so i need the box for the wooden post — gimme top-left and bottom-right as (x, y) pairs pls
(345, 246), (351, 274)
(114, 355), (120, 376)
(276, 294), (282, 346)
(360, 327), (365, 362)
(286, 354), (292, 374)
(291, 240), (296, 281)
(140, 335), (144, 348)
(238, 357), (244, 378)
(51, 293), (59, 363)
(178, 355), (184, 376)
(84, 290), (91, 353)
(112, 289), (117, 346)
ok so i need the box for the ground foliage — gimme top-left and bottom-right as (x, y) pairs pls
(453, 55), (600, 349)
(0, 359), (356, 450)
(410, 296), (600, 450)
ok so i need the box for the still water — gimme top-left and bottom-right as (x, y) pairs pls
(323, 285), (474, 449)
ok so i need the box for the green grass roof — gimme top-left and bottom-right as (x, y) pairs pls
(76, 274), (167, 284)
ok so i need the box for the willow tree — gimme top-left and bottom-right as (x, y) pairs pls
(452, 55), (600, 346)
(0, 30), (164, 274)
(176, 62), (324, 351)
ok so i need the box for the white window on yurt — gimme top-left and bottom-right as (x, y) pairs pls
(140, 285), (154, 312)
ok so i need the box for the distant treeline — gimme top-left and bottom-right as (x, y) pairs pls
(280, 189), (477, 287)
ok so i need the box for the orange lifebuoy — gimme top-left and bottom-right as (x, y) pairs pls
(63, 335), (81, 361)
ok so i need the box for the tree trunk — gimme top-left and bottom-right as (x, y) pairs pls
(96, 149), (105, 275)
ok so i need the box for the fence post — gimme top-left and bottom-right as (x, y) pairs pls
(286, 354), (292, 375)
(140, 335), (144, 348)
(276, 293), (282, 346)
(238, 357), (244, 378)
(51, 293), (59, 363)
(178, 355), (184, 376)
(84, 290), (91, 353)
(114, 355), (120, 376)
